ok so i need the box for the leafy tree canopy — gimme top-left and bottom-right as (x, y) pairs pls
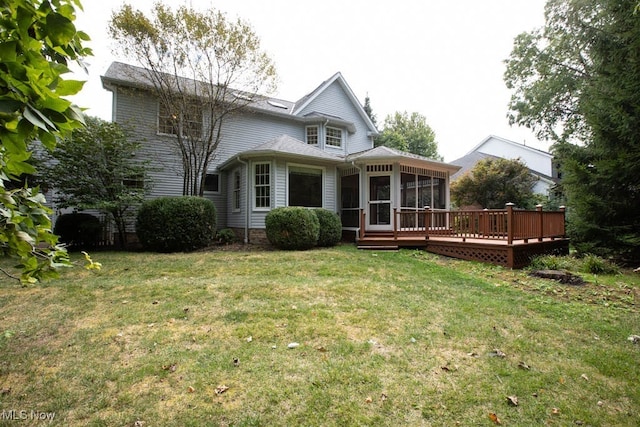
(504, 0), (640, 262)
(375, 111), (441, 160)
(109, 2), (277, 196)
(450, 158), (538, 209)
(0, 0), (92, 283)
(41, 116), (150, 248)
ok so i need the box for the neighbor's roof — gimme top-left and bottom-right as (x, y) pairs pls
(347, 146), (461, 173)
(450, 150), (556, 183)
(466, 135), (553, 158)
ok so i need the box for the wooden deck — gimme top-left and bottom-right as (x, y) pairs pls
(354, 205), (570, 268)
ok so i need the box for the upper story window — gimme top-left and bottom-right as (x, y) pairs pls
(306, 126), (319, 145)
(158, 102), (202, 139)
(325, 127), (343, 147)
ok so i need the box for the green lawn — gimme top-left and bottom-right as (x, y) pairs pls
(0, 245), (638, 426)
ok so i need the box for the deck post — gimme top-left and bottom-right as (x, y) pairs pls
(425, 206), (431, 240)
(506, 203), (515, 245)
(559, 206), (566, 238)
(359, 209), (365, 240)
(393, 208), (398, 240)
(537, 204), (544, 242)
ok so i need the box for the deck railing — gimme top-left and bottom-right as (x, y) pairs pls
(386, 204), (565, 244)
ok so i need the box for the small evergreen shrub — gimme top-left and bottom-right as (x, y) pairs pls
(136, 196), (217, 252)
(216, 228), (237, 245)
(54, 213), (103, 250)
(314, 208), (342, 247)
(265, 207), (319, 250)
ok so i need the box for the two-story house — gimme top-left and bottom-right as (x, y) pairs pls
(451, 135), (560, 199)
(101, 62), (460, 244)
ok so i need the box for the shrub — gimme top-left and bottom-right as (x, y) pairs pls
(313, 209), (342, 247)
(529, 254), (578, 271)
(136, 196), (216, 252)
(54, 213), (103, 250)
(581, 254), (619, 275)
(216, 228), (237, 245)
(265, 207), (319, 250)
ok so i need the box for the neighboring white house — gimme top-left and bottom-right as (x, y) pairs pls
(451, 135), (559, 197)
(100, 62), (460, 244)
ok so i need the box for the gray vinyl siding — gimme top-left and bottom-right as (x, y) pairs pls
(297, 81), (374, 154)
(109, 76), (372, 231)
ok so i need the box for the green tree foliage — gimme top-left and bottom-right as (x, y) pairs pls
(0, 0), (91, 283)
(363, 95), (377, 127)
(450, 158), (537, 209)
(504, 0), (640, 262)
(41, 117), (149, 248)
(109, 3), (277, 197)
(375, 111), (441, 160)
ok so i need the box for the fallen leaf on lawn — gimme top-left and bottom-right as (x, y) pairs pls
(365, 396), (373, 403)
(246, 336), (253, 343)
(187, 386), (195, 393)
(581, 374), (589, 381)
(551, 407), (560, 415)
(381, 393), (388, 402)
(316, 346), (327, 352)
(233, 358), (240, 367)
(489, 349), (506, 358)
(559, 377), (565, 384)
(287, 342), (300, 349)
(518, 361), (530, 370)
(215, 385), (229, 395)
(627, 335), (640, 344)
(134, 421), (145, 427)
(506, 395), (518, 406)
(467, 351), (479, 357)
(162, 363), (177, 372)
(0, 387), (10, 395)
(488, 412), (502, 425)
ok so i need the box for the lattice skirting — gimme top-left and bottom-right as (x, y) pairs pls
(425, 239), (569, 268)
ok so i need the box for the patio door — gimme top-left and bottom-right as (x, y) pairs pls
(367, 174), (393, 231)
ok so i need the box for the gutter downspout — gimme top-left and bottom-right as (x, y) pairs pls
(237, 156), (250, 244)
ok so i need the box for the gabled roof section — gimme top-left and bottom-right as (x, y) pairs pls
(347, 146), (460, 173)
(219, 135), (344, 170)
(467, 135), (552, 158)
(292, 72), (378, 135)
(450, 150), (556, 182)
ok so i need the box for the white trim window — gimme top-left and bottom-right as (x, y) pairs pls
(306, 125), (319, 145)
(287, 164), (324, 208)
(254, 162), (271, 209)
(325, 126), (343, 147)
(233, 170), (241, 212)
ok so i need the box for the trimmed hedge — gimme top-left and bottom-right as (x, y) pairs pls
(314, 208), (342, 247)
(265, 207), (319, 250)
(54, 212), (102, 250)
(136, 196), (217, 252)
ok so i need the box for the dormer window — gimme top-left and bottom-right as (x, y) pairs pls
(306, 125), (319, 145)
(326, 127), (342, 147)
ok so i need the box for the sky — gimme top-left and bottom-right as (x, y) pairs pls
(70, 0), (549, 162)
